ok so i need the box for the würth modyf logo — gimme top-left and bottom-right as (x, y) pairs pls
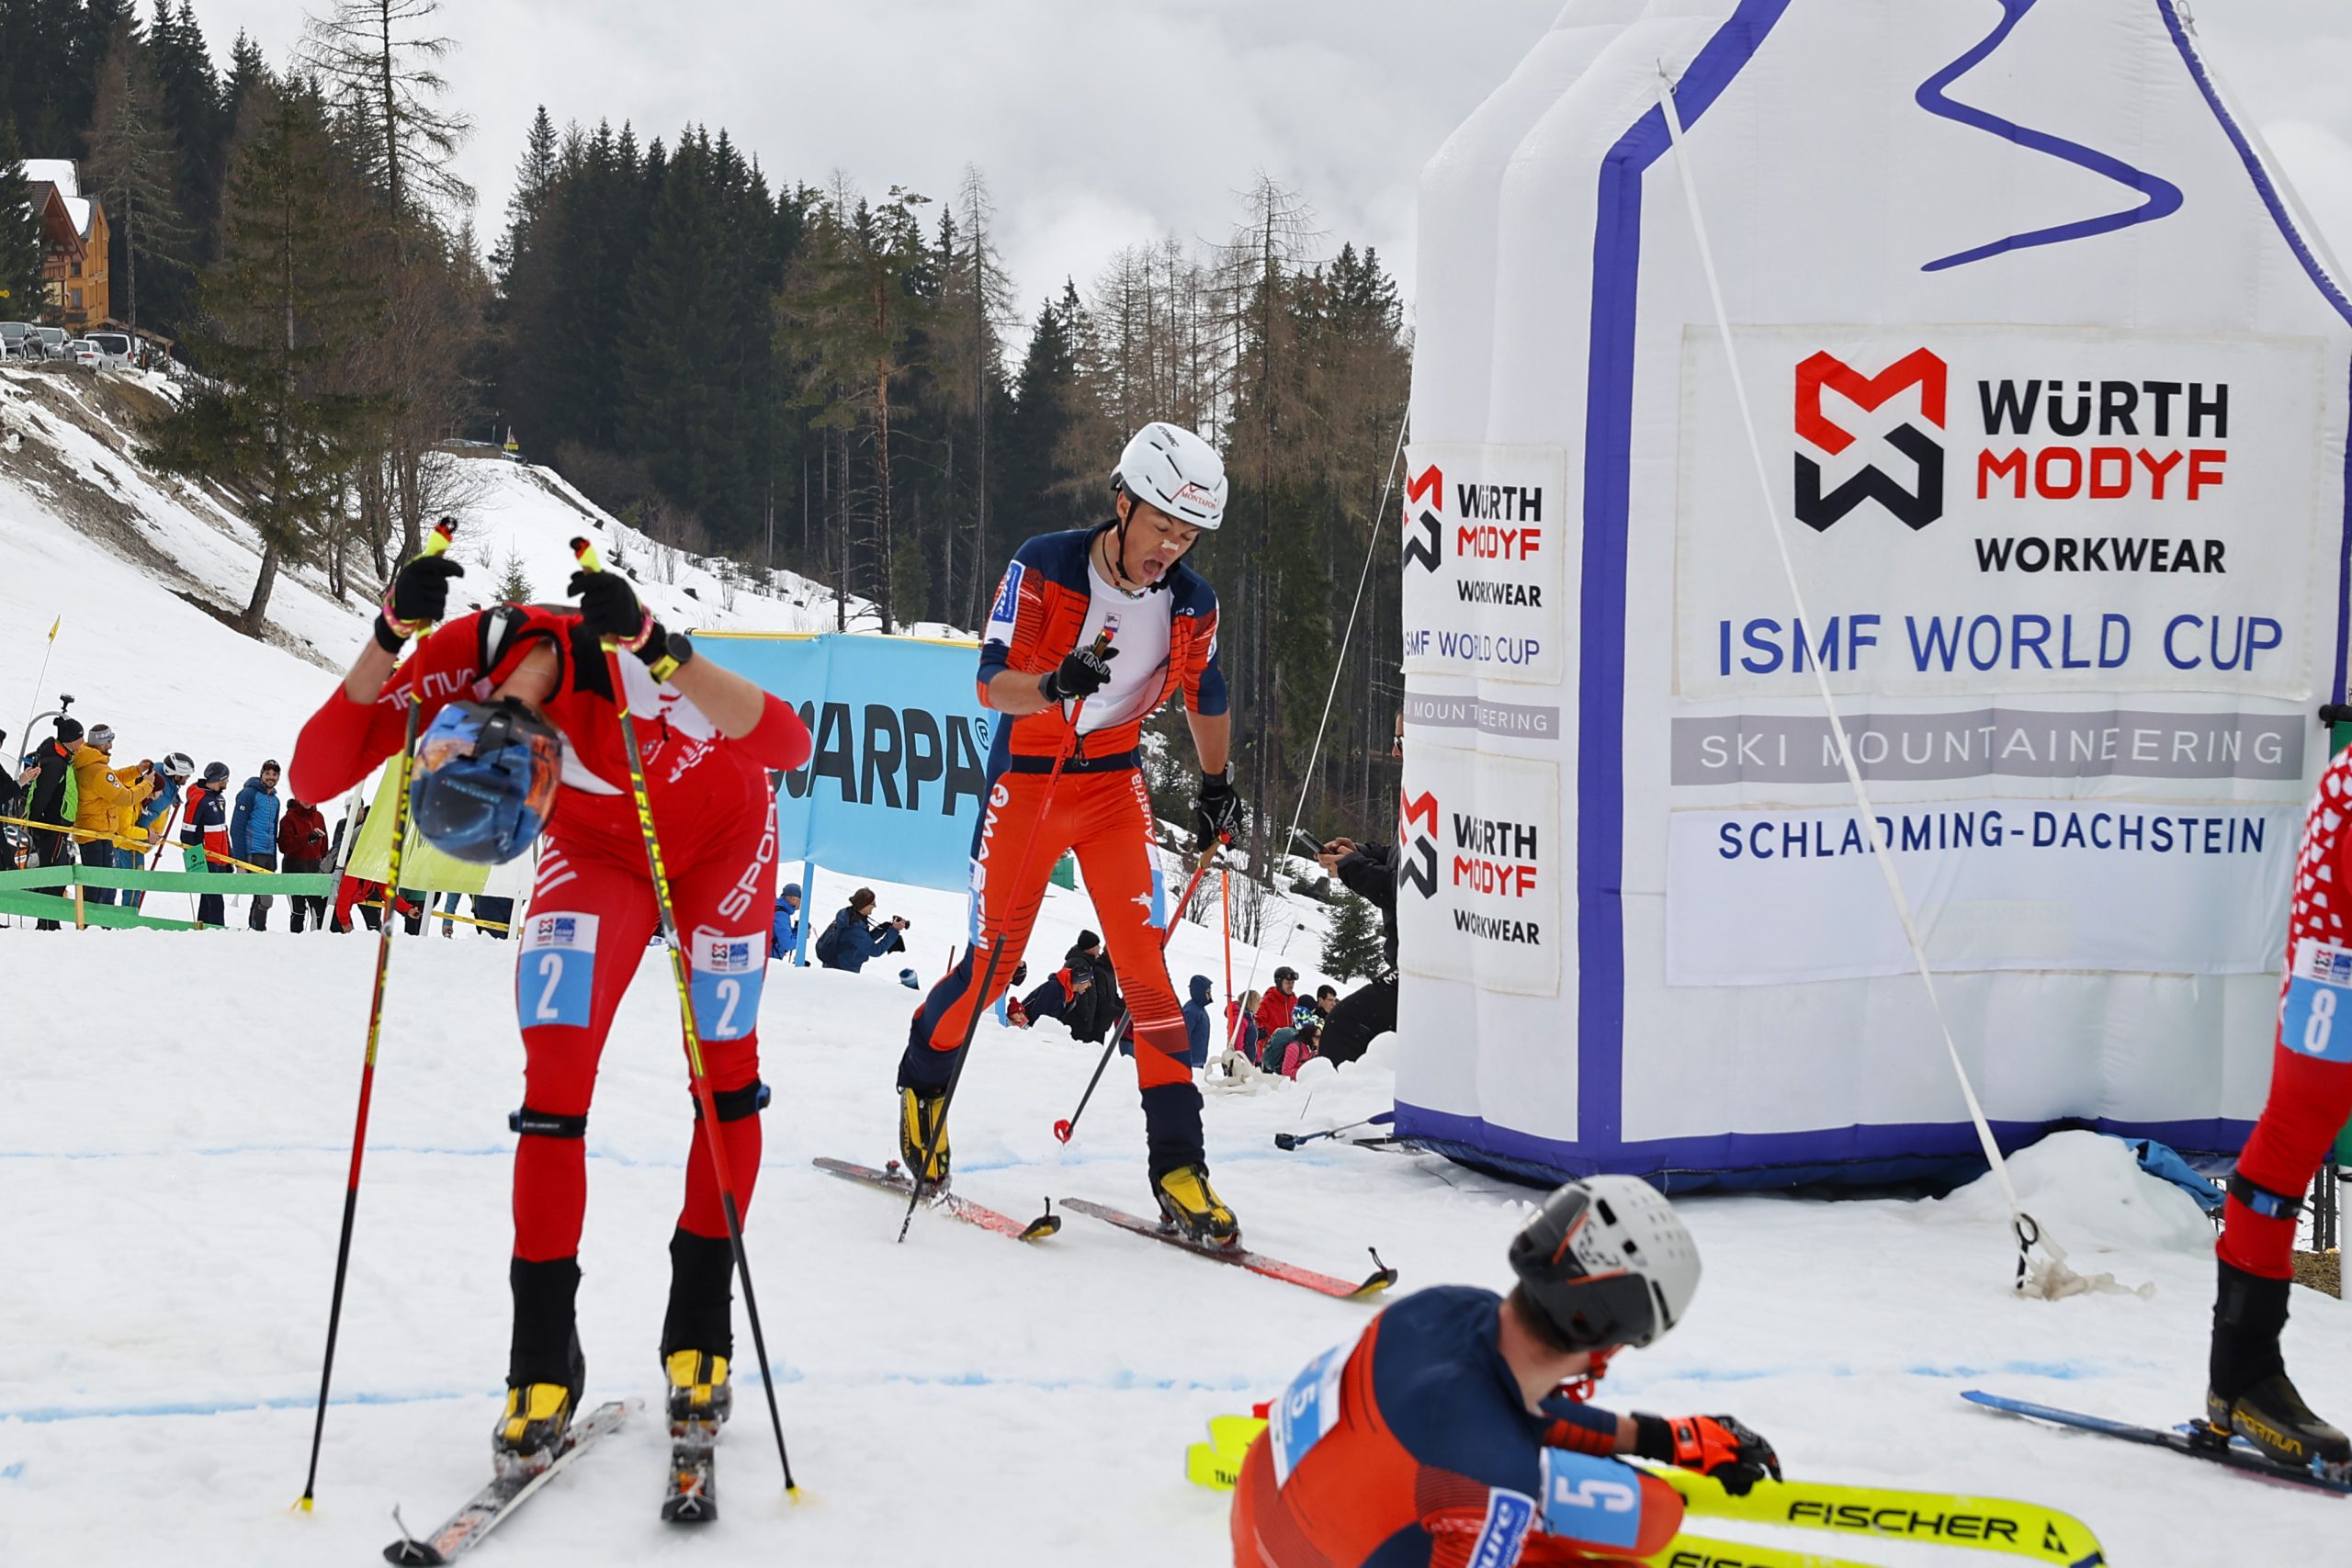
(1793, 348), (1946, 532)
(1404, 465), (1442, 573)
(1399, 790), (1439, 898)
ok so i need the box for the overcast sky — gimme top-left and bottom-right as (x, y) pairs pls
(187, 0), (2352, 326)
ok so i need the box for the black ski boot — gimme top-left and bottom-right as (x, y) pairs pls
(2207, 1258), (2349, 1471)
(497, 1257), (586, 1472)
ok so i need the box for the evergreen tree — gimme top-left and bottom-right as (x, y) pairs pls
(82, 16), (188, 335)
(0, 116), (45, 317)
(493, 547), (531, 604)
(143, 0), (222, 332)
(1319, 890), (1385, 984)
(989, 284), (1091, 569)
(146, 78), (371, 633)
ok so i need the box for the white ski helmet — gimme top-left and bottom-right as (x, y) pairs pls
(1507, 1175), (1701, 1351)
(1114, 421), (1226, 530)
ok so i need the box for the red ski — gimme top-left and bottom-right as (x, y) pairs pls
(814, 1157), (1060, 1240)
(1059, 1197), (1396, 1300)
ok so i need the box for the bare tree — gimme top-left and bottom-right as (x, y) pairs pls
(299, 0), (473, 249)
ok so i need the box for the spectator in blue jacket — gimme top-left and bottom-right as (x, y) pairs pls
(814, 886), (905, 973)
(1016, 964), (1092, 1031)
(770, 881), (804, 961)
(126, 754), (192, 910)
(1181, 974), (1215, 1070)
(229, 760), (282, 931)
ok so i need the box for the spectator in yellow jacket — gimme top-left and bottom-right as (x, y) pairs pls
(69, 725), (153, 906)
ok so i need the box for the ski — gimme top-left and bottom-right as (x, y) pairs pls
(814, 1156), (1060, 1240)
(662, 1418), (718, 1524)
(1647, 1535), (1889, 1568)
(384, 1399), (633, 1565)
(1647, 1464), (2106, 1565)
(1058, 1197), (1396, 1300)
(1962, 1389), (2352, 1496)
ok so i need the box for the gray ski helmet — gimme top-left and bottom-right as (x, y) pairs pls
(1508, 1175), (1701, 1352)
(161, 752), (194, 779)
(200, 761), (231, 785)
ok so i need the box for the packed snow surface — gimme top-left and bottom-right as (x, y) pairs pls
(1, 904), (2346, 1563)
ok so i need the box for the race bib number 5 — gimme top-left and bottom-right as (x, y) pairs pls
(2281, 938), (2352, 1062)
(1269, 1341), (1349, 1487)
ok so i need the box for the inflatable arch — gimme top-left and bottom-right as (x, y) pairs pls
(1396, 0), (2352, 1187)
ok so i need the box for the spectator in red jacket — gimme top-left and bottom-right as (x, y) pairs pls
(279, 797), (331, 932)
(1253, 967), (1301, 1043)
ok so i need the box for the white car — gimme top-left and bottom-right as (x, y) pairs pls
(67, 340), (102, 368)
(85, 332), (134, 370)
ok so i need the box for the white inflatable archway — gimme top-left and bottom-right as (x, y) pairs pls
(1397, 0), (2352, 1188)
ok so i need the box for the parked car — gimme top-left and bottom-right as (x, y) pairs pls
(67, 339), (102, 368)
(33, 326), (68, 361)
(0, 321), (34, 360)
(86, 332), (134, 370)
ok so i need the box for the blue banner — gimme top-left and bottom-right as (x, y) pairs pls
(695, 633), (995, 893)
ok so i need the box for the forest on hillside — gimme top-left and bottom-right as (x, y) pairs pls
(0, 0), (1411, 866)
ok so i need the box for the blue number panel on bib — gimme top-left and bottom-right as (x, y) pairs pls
(690, 930), (767, 1041)
(516, 911), (600, 1029)
(1539, 1450), (1645, 1551)
(2282, 938), (2352, 1063)
(1269, 1341), (1348, 1488)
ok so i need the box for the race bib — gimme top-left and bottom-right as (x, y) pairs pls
(1467, 1488), (1537, 1568)
(690, 929), (767, 1042)
(518, 912), (600, 1030)
(2280, 937), (2352, 1062)
(1268, 1341), (1349, 1488)
(1538, 1450), (1645, 1551)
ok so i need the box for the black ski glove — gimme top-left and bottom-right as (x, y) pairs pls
(375, 553), (465, 651)
(1193, 768), (1241, 846)
(1040, 640), (1118, 704)
(1634, 1413), (1781, 1496)
(567, 568), (694, 680)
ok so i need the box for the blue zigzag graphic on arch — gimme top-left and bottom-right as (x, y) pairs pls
(1915, 0), (2183, 272)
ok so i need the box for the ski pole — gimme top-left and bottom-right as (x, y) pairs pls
(899, 625), (1117, 1242)
(296, 524), (453, 1511)
(571, 538), (798, 1497)
(1273, 1111), (1396, 1151)
(1052, 835), (1227, 1145)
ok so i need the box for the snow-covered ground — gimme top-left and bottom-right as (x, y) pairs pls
(1, 901), (2346, 1563)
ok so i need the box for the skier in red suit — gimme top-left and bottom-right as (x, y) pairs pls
(289, 533), (810, 1465)
(2209, 744), (2352, 1471)
(1231, 1176), (1777, 1567)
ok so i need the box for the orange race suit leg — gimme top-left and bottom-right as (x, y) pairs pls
(898, 762), (1205, 1177)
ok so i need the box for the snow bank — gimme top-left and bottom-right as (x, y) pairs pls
(1933, 1130), (2216, 1258)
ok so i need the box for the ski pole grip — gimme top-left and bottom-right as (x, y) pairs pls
(570, 536), (605, 574)
(424, 517), (457, 557)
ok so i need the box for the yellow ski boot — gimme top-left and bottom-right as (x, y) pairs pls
(492, 1382), (576, 1471)
(1154, 1163), (1241, 1247)
(899, 1088), (951, 1188)
(665, 1349), (732, 1428)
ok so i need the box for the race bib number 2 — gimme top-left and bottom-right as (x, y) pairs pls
(2281, 938), (2352, 1062)
(518, 912), (600, 1030)
(690, 931), (767, 1042)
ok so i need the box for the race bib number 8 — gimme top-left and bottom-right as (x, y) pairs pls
(1269, 1341), (1349, 1488)
(2281, 938), (2352, 1063)
(690, 931), (767, 1042)
(517, 912), (600, 1030)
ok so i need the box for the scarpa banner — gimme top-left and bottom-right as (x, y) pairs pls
(1397, 0), (2352, 1189)
(695, 632), (993, 893)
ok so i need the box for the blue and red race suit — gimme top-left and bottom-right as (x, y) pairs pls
(899, 524), (1227, 1175)
(1233, 1287), (1683, 1568)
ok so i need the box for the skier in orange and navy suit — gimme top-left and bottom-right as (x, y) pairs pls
(895, 421), (1248, 1243)
(1233, 1177), (1780, 1567)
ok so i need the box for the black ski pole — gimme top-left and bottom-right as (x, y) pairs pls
(573, 538), (797, 1495)
(900, 627), (1115, 1242)
(1273, 1111), (1396, 1151)
(295, 524), (452, 1510)
(1052, 836), (1225, 1145)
